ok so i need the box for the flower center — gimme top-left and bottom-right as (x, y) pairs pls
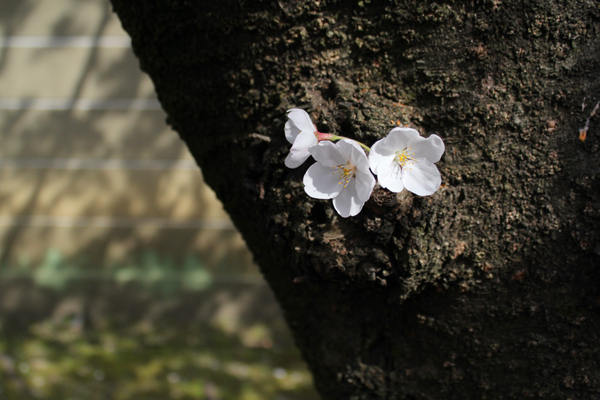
(394, 148), (415, 169)
(332, 163), (356, 188)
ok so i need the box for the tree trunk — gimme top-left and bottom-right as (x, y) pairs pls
(109, 0), (600, 398)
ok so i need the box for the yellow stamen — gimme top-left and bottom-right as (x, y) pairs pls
(332, 163), (357, 188)
(394, 148), (415, 170)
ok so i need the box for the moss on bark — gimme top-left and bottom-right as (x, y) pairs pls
(110, 0), (600, 398)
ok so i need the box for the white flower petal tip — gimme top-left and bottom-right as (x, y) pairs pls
(284, 109), (318, 169)
(369, 129), (445, 196)
(303, 139), (375, 218)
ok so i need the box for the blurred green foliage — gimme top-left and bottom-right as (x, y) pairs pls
(3, 249), (246, 295)
(0, 251), (319, 400)
(0, 317), (318, 400)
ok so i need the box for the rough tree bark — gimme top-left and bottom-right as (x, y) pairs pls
(109, 1), (600, 398)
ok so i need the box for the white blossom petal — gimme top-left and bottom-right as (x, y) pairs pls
(285, 109), (315, 144)
(407, 134), (445, 163)
(375, 157), (405, 193)
(303, 163), (344, 199)
(309, 141), (346, 167)
(355, 165), (376, 202)
(401, 158), (441, 196)
(285, 148), (311, 168)
(385, 127), (419, 150)
(284, 131), (318, 168)
(284, 120), (299, 144)
(369, 139), (394, 175)
(336, 139), (374, 202)
(336, 139), (364, 164)
(333, 179), (364, 218)
(293, 130), (318, 150)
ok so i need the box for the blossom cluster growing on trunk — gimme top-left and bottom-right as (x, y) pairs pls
(284, 109), (445, 217)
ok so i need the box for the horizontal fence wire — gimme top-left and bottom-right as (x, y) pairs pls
(0, 158), (199, 171)
(0, 215), (235, 229)
(0, 36), (132, 48)
(0, 98), (162, 110)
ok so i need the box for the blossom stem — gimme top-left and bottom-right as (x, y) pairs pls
(354, 141), (371, 153)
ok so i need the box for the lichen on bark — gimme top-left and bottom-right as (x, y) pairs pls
(110, 0), (600, 398)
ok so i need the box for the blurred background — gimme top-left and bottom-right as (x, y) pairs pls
(0, 1), (318, 399)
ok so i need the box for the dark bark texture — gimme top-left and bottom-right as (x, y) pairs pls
(109, 0), (600, 398)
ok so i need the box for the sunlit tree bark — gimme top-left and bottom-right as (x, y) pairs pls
(110, 1), (600, 398)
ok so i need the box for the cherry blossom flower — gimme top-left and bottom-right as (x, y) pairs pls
(369, 127), (445, 196)
(284, 109), (319, 168)
(284, 109), (336, 168)
(303, 139), (376, 218)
